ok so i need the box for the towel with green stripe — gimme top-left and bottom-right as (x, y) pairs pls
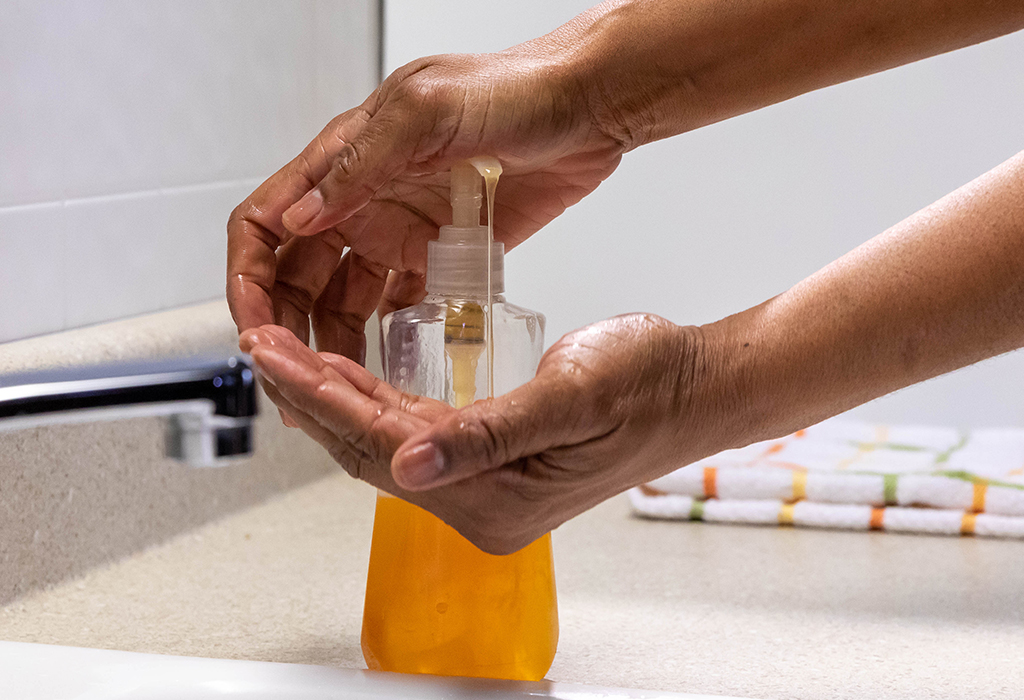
(629, 419), (1024, 539)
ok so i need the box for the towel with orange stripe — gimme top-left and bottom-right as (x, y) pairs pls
(629, 419), (1024, 539)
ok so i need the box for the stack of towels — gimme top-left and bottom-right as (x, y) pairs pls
(630, 419), (1024, 539)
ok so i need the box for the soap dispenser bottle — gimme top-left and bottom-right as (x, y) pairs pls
(361, 162), (557, 680)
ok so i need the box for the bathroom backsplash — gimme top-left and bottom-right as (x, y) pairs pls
(0, 0), (379, 343)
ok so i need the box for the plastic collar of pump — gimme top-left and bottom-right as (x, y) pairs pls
(425, 226), (504, 297)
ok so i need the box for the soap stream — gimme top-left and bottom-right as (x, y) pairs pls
(468, 157), (502, 399)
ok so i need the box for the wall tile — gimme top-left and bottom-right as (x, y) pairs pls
(314, 0), (380, 124)
(57, 1), (320, 201)
(0, 1), (359, 209)
(158, 181), (254, 310)
(62, 191), (173, 328)
(60, 180), (259, 330)
(0, 204), (67, 343)
(0, 5), (69, 207)
(0, 0), (378, 342)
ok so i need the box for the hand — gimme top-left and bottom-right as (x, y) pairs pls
(240, 315), (728, 554)
(227, 46), (627, 362)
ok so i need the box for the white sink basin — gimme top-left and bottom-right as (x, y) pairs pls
(0, 641), (759, 700)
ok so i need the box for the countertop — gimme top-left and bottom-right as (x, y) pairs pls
(0, 300), (339, 603)
(2, 471), (1023, 699)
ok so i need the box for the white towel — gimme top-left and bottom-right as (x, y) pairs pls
(630, 418), (1024, 539)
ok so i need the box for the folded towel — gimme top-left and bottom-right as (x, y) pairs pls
(630, 418), (1024, 539)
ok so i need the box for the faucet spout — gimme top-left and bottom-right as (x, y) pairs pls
(0, 355), (257, 468)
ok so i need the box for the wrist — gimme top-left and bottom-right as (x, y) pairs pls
(686, 310), (794, 459)
(639, 319), (748, 480)
(508, 1), (682, 152)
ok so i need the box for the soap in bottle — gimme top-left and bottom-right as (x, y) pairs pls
(361, 161), (556, 680)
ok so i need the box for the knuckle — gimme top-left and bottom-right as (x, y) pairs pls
(273, 280), (316, 315)
(394, 76), (439, 109)
(464, 415), (508, 466)
(227, 204), (244, 229)
(328, 444), (365, 481)
(317, 307), (367, 333)
(397, 392), (422, 414)
(352, 253), (390, 281)
(328, 143), (359, 183)
(227, 200), (261, 238)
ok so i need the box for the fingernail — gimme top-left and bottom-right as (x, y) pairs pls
(283, 189), (323, 231)
(249, 348), (279, 385)
(240, 331), (261, 351)
(395, 443), (446, 489)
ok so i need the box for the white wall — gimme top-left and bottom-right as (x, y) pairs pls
(0, 0), (378, 343)
(385, 0), (1024, 428)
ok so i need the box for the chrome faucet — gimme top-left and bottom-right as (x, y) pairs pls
(0, 355), (257, 467)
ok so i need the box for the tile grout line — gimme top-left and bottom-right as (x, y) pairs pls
(0, 178), (265, 215)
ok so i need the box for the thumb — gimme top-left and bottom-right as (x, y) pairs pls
(390, 376), (584, 491)
(281, 113), (414, 236)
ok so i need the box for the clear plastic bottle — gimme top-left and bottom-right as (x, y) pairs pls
(361, 163), (557, 680)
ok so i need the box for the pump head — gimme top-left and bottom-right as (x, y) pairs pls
(425, 162), (503, 297)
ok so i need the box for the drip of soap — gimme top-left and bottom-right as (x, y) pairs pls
(468, 157), (502, 399)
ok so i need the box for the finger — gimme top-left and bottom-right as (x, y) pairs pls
(227, 104), (375, 335)
(318, 351), (451, 422)
(249, 342), (429, 475)
(244, 325), (382, 399)
(255, 344), (480, 532)
(226, 213), (280, 334)
(391, 375), (588, 491)
(257, 367), (319, 433)
(281, 105), (422, 237)
(377, 270), (427, 320)
(311, 252), (389, 362)
(255, 359), (387, 476)
(242, 324), (328, 425)
(270, 232), (347, 345)
(240, 324), (324, 364)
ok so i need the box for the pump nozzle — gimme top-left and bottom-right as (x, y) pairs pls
(451, 162), (482, 228)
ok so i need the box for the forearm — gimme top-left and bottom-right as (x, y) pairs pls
(705, 151), (1024, 446)
(525, 0), (1024, 148)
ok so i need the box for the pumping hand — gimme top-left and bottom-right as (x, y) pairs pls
(227, 48), (627, 362)
(240, 316), (729, 554)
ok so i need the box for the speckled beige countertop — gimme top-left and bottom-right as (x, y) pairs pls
(0, 301), (340, 603)
(2, 471), (1023, 699)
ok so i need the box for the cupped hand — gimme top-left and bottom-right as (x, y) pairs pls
(228, 46), (627, 362)
(240, 314), (729, 555)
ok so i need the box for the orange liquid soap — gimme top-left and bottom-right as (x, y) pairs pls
(361, 496), (557, 679)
